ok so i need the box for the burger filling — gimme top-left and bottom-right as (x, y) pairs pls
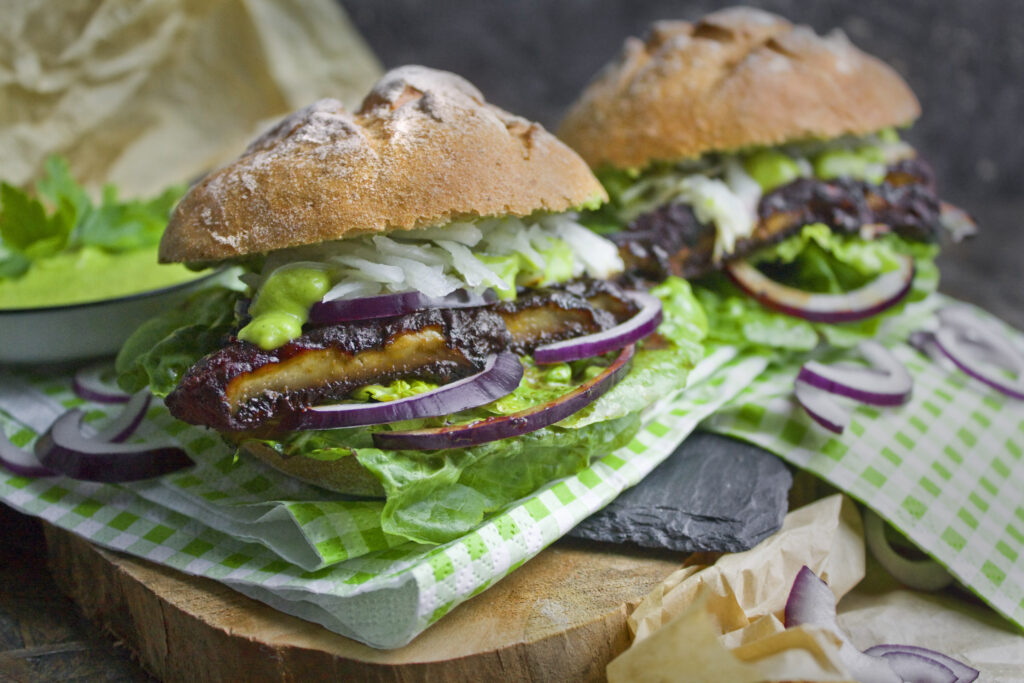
(164, 280), (637, 432)
(586, 129), (971, 351)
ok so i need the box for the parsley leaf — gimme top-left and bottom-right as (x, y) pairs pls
(0, 156), (187, 278)
(74, 183), (186, 252)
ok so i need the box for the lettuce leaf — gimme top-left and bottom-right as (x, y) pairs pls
(0, 157), (186, 281)
(116, 287), (242, 396)
(650, 276), (708, 364)
(254, 413), (641, 544)
(751, 223), (914, 292)
(695, 227), (940, 353)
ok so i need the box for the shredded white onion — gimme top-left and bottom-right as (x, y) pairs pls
(246, 213), (621, 304)
(436, 240), (505, 288)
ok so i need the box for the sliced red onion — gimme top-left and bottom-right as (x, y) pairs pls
(909, 331), (959, 373)
(533, 291), (662, 364)
(374, 344), (635, 451)
(864, 645), (979, 683)
(794, 380), (849, 434)
(0, 430), (56, 478)
(785, 565), (842, 629)
(798, 341), (913, 406)
(933, 326), (1024, 401)
(785, 566), (902, 683)
(93, 391), (153, 443)
(938, 306), (1024, 375)
(282, 353), (524, 431)
(36, 407), (192, 483)
(873, 652), (956, 683)
(308, 288), (497, 325)
(864, 510), (953, 591)
(787, 567), (979, 683)
(935, 305), (1002, 337)
(72, 363), (130, 404)
(726, 255), (914, 323)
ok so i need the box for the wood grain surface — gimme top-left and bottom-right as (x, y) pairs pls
(41, 523), (686, 682)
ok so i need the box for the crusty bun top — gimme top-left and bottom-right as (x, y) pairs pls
(160, 66), (606, 263)
(557, 7), (921, 171)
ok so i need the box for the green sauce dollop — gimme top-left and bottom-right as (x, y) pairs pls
(813, 149), (886, 184)
(743, 150), (802, 191)
(238, 266), (330, 350)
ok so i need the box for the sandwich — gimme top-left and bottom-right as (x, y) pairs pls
(558, 7), (973, 352)
(116, 66), (707, 543)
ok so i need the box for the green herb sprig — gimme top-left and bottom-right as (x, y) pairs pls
(0, 157), (186, 279)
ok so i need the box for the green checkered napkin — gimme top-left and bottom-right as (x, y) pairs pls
(703, 299), (1024, 630)
(0, 348), (765, 648)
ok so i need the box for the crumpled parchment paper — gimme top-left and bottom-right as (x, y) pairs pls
(608, 494), (865, 683)
(1, 0), (382, 196)
(609, 493), (1024, 681)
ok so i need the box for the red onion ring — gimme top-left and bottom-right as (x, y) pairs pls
(533, 291), (662, 364)
(308, 288), (498, 325)
(909, 330), (960, 373)
(864, 510), (953, 592)
(72, 363), (130, 404)
(797, 341), (913, 406)
(794, 380), (849, 434)
(94, 391), (153, 443)
(374, 344), (635, 451)
(873, 652), (957, 683)
(0, 429), (55, 478)
(928, 307), (1024, 400)
(725, 254), (915, 323)
(282, 352), (524, 431)
(864, 645), (979, 683)
(785, 566), (903, 683)
(786, 566), (978, 683)
(35, 395), (191, 483)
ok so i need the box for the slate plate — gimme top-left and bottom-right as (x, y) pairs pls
(569, 431), (792, 552)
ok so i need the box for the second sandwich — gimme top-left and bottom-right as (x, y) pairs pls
(559, 7), (973, 352)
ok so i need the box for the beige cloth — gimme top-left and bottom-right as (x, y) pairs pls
(1, 0), (382, 196)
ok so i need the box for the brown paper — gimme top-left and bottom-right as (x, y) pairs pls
(1, 0), (382, 196)
(609, 494), (865, 683)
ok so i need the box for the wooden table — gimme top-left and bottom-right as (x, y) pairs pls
(2, 203), (1021, 680)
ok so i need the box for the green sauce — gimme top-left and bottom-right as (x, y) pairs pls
(743, 150), (802, 191)
(0, 246), (201, 309)
(813, 149), (886, 184)
(238, 266), (330, 350)
(351, 379), (439, 402)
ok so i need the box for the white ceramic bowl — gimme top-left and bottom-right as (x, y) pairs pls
(0, 271), (224, 365)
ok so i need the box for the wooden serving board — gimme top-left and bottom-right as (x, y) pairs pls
(43, 524), (687, 681)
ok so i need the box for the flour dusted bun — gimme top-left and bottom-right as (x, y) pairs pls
(160, 66), (606, 264)
(558, 7), (921, 170)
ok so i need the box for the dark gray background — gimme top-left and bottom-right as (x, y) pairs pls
(341, 0), (1023, 326)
